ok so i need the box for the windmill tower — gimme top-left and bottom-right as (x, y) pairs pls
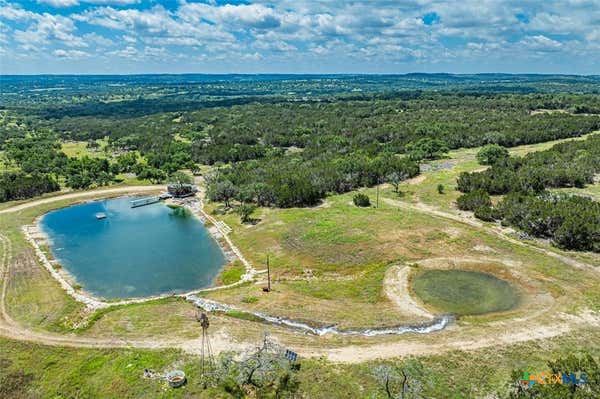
(196, 311), (214, 387)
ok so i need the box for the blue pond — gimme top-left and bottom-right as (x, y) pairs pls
(40, 197), (226, 299)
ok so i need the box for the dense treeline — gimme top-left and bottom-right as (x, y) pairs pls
(3, 91), (600, 211)
(457, 135), (600, 195)
(500, 194), (599, 252)
(0, 171), (59, 202)
(181, 94), (600, 162)
(457, 135), (600, 252)
(1, 132), (113, 202)
(207, 152), (419, 208)
(19, 93), (600, 170)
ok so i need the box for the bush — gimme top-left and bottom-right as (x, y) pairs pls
(476, 144), (509, 165)
(437, 184), (444, 194)
(353, 193), (371, 207)
(235, 203), (257, 223)
(456, 189), (492, 211)
(474, 205), (498, 221)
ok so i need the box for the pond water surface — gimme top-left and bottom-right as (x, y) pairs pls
(40, 197), (226, 299)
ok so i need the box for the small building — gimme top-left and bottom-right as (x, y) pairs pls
(167, 183), (198, 198)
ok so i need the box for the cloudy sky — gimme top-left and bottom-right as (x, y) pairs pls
(1, 0), (599, 75)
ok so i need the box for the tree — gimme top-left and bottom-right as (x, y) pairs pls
(236, 203), (257, 223)
(406, 138), (449, 161)
(215, 334), (300, 398)
(115, 152), (138, 173)
(168, 171), (193, 185)
(208, 180), (238, 208)
(372, 359), (430, 399)
(387, 171), (409, 193)
(137, 166), (166, 184)
(477, 144), (510, 165)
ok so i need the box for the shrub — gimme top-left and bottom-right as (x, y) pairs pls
(456, 189), (492, 211)
(353, 193), (371, 207)
(476, 144), (509, 165)
(235, 203), (257, 223)
(474, 205), (498, 221)
(437, 184), (444, 194)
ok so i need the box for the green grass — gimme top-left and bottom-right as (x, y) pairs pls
(218, 260), (245, 285)
(0, 338), (212, 399)
(61, 139), (109, 159)
(412, 270), (520, 315)
(223, 309), (264, 323)
(2, 327), (600, 398)
(203, 179), (600, 327)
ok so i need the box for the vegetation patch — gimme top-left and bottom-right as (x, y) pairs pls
(412, 270), (520, 315)
(224, 309), (264, 323)
(218, 260), (245, 285)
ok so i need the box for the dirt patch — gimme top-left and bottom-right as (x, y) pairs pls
(383, 265), (433, 320)
(406, 175), (426, 185)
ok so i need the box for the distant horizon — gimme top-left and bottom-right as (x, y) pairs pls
(2, 72), (599, 77)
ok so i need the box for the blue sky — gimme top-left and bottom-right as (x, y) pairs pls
(1, 0), (599, 75)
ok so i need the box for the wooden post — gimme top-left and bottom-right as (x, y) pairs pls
(266, 254), (271, 292)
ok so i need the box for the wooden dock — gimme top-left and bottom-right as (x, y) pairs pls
(130, 197), (160, 208)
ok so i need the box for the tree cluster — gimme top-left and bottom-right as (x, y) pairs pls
(0, 171), (59, 202)
(206, 152), (419, 208)
(457, 135), (600, 251)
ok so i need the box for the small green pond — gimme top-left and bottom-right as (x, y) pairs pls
(412, 269), (520, 315)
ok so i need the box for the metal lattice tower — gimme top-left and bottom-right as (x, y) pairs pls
(196, 311), (214, 387)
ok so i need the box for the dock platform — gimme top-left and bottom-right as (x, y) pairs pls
(131, 197), (160, 208)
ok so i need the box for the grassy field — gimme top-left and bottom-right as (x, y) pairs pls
(61, 139), (109, 159)
(393, 131), (600, 213)
(2, 326), (600, 398)
(412, 270), (520, 315)
(1, 135), (598, 335)
(1, 134), (599, 397)
(203, 183), (599, 329)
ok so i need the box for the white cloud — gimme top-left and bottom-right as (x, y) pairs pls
(38, 0), (79, 8)
(83, 32), (112, 46)
(53, 48), (89, 58)
(75, 5), (234, 44)
(2, 0), (600, 72)
(14, 13), (86, 48)
(122, 34), (136, 43)
(520, 35), (564, 52)
(177, 3), (281, 30)
(38, 0), (140, 7)
(0, 3), (36, 20)
(107, 45), (137, 58)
